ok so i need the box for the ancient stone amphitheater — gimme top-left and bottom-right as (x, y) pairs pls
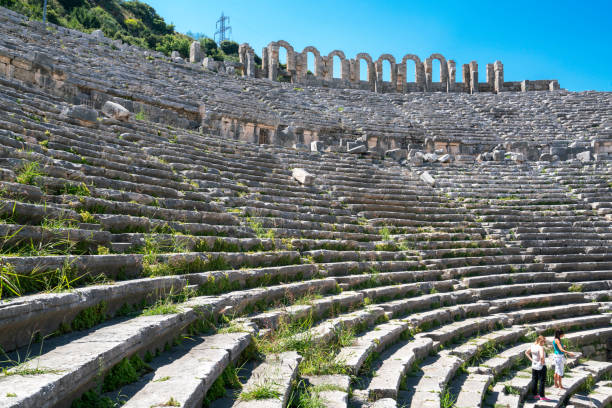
(0, 6), (611, 408)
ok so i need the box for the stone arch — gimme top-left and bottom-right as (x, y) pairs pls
(327, 50), (348, 80)
(355, 52), (375, 86)
(267, 40), (296, 81)
(274, 40), (296, 71)
(397, 54), (424, 92)
(425, 53), (449, 90)
(375, 54), (397, 85)
(299, 46), (322, 78)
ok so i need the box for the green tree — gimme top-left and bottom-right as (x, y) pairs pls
(219, 40), (239, 56)
(199, 37), (218, 56)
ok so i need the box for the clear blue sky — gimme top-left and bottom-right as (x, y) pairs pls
(144, 0), (611, 91)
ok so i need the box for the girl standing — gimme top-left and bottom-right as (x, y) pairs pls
(553, 330), (575, 389)
(526, 335), (549, 401)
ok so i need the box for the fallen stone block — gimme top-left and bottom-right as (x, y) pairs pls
(311, 141), (324, 152)
(576, 150), (591, 162)
(385, 148), (407, 161)
(292, 143), (310, 151)
(292, 168), (315, 185)
(438, 153), (451, 163)
(420, 171), (435, 186)
(347, 142), (367, 154)
(61, 105), (98, 127)
(102, 101), (130, 122)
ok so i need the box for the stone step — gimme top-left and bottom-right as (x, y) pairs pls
(183, 264), (318, 290)
(246, 291), (364, 331)
(508, 303), (603, 325)
(121, 331), (252, 408)
(381, 291), (478, 318)
(335, 269), (444, 289)
(303, 249), (413, 263)
(303, 375), (351, 408)
(232, 351), (302, 408)
(320, 260), (425, 277)
(454, 373), (494, 408)
(335, 319), (410, 374)
(463, 271), (558, 288)
(0, 275), (187, 353)
(488, 292), (588, 312)
(416, 314), (511, 345)
(366, 337), (434, 400)
(292, 306), (385, 345)
(0, 295), (221, 408)
(410, 351), (464, 408)
(567, 382), (612, 408)
(358, 280), (455, 303)
(474, 282), (574, 300)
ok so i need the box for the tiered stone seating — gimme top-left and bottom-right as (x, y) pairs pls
(0, 6), (610, 408)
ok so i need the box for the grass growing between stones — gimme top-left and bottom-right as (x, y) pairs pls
(141, 296), (182, 316)
(246, 217), (275, 240)
(15, 161), (42, 185)
(0, 258), (109, 300)
(69, 355), (152, 408)
(0, 339), (63, 377)
(239, 382), (282, 401)
(203, 364), (242, 406)
(254, 316), (354, 377)
(287, 381), (347, 408)
(440, 387), (457, 408)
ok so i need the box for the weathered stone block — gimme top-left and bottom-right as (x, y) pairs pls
(292, 168), (315, 185)
(576, 151), (591, 162)
(101, 101), (130, 122)
(61, 105), (98, 127)
(420, 171), (435, 186)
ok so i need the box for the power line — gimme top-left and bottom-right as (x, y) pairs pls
(214, 12), (232, 44)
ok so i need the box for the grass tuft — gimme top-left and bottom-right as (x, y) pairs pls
(15, 161), (42, 185)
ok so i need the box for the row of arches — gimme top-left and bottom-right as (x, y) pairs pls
(262, 41), (457, 89)
(235, 41), (507, 93)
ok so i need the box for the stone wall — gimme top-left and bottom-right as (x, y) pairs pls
(229, 40), (560, 94)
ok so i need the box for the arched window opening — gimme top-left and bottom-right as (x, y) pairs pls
(332, 55), (342, 79)
(306, 53), (315, 76)
(359, 60), (368, 81)
(405, 60), (416, 83)
(432, 60), (441, 82)
(278, 47), (287, 70)
(381, 59), (392, 82)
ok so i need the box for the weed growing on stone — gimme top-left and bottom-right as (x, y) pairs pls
(141, 296), (182, 316)
(71, 301), (108, 331)
(15, 161), (42, 185)
(246, 217), (275, 239)
(379, 226), (391, 241)
(579, 374), (595, 394)
(440, 387), (457, 408)
(134, 110), (147, 121)
(239, 382), (282, 401)
(103, 355), (150, 391)
(0, 264), (20, 298)
(203, 364), (242, 406)
(62, 182), (91, 197)
(569, 283), (584, 292)
(70, 389), (116, 408)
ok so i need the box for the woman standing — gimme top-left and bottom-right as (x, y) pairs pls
(525, 335), (549, 401)
(553, 330), (575, 389)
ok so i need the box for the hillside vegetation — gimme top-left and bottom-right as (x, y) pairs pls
(0, 0), (243, 60)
